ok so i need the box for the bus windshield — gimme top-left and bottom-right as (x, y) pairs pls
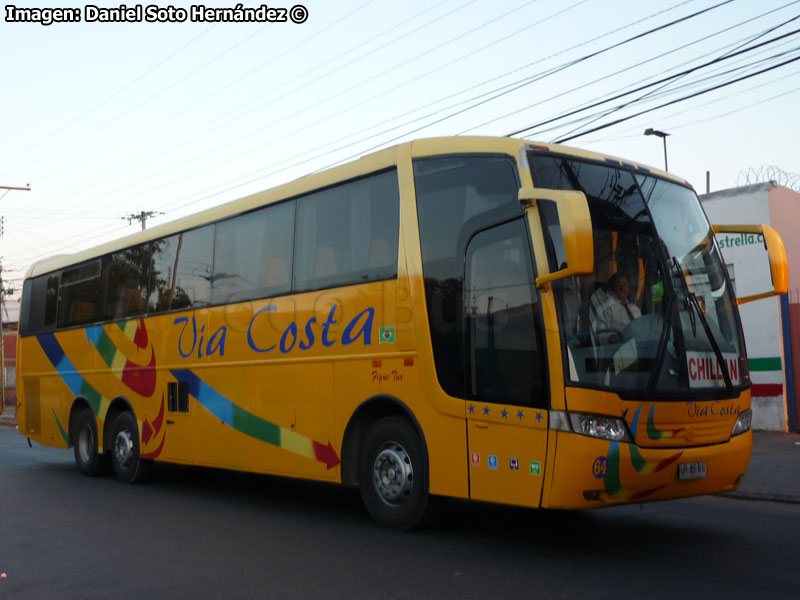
(530, 153), (747, 399)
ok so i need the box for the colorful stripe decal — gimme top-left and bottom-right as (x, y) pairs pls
(629, 444), (683, 474)
(85, 320), (156, 397)
(646, 405), (685, 440)
(604, 441), (674, 501)
(140, 394), (167, 460)
(170, 369), (340, 469)
(37, 333), (107, 416)
(53, 409), (69, 445)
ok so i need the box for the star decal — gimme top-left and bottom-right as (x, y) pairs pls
(517, 410), (524, 420)
(483, 405), (490, 416)
(535, 412), (543, 422)
(469, 404), (475, 414)
(501, 408), (508, 419)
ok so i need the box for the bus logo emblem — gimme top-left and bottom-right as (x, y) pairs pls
(530, 461), (541, 476)
(471, 452), (480, 466)
(509, 457), (519, 471)
(488, 455), (498, 470)
(379, 326), (396, 344)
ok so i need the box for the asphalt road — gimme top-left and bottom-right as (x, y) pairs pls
(1, 427), (798, 600)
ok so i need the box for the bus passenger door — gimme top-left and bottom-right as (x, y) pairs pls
(464, 219), (550, 508)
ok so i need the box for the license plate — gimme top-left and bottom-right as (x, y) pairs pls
(678, 461), (707, 481)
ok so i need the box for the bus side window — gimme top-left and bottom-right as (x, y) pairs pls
(21, 274), (60, 336)
(148, 226), (214, 313)
(465, 220), (547, 408)
(211, 201), (295, 304)
(57, 260), (101, 329)
(103, 244), (151, 321)
(414, 154), (522, 399)
(293, 169), (399, 292)
(171, 225), (214, 309)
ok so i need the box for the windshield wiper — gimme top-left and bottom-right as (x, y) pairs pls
(672, 257), (732, 391)
(672, 256), (696, 337)
(647, 289), (676, 393)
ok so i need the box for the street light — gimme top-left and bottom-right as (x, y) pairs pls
(644, 128), (670, 172)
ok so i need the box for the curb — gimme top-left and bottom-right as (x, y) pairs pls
(0, 410), (17, 430)
(720, 490), (800, 505)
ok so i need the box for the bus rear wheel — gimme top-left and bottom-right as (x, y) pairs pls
(72, 407), (110, 476)
(358, 417), (430, 531)
(110, 411), (153, 483)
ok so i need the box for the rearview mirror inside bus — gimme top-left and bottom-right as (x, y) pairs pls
(712, 224), (788, 304)
(519, 187), (594, 287)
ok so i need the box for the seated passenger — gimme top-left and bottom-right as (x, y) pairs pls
(590, 273), (641, 336)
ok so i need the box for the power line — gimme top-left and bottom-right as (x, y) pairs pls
(539, 42), (800, 140)
(553, 52), (800, 143)
(551, 10), (800, 141)
(4, 2), (796, 272)
(10, 0), (383, 193)
(8, 0), (563, 227)
(8, 0), (476, 213)
(506, 25), (800, 137)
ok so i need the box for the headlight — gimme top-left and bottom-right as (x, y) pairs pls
(731, 409), (752, 437)
(550, 410), (632, 442)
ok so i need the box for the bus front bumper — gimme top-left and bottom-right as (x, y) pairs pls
(544, 430), (752, 509)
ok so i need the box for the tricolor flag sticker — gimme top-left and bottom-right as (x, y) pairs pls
(379, 326), (396, 344)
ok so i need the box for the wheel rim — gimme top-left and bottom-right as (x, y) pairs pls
(372, 441), (413, 505)
(114, 428), (135, 470)
(77, 424), (93, 464)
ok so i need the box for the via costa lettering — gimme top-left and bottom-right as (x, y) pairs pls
(173, 304), (374, 358)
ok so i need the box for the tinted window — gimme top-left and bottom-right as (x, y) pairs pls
(102, 244), (151, 321)
(293, 170), (399, 292)
(150, 225), (214, 311)
(212, 201), (295, 304)
(57, 260), (101, 328)
(21, 274), (59, 336)
(465, 219), (547, 407)
(414, 155), (521, 398)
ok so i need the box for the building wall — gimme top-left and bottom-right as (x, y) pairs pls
(700, 183), (793, 431)
(768, 185), (800, 293)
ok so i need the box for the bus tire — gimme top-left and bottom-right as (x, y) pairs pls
(72, 407), (111, 476)
(110, 411), (153, 484)
(358, 416), (430, 531)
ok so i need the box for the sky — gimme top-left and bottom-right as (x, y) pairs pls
(1, 0), (799, 299)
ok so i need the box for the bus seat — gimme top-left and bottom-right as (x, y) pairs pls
(262, 257), (289, 288)
(125, 288), (143, 314)
(315, 246), (338, 278)
(70, 301), (95, 324)
(369, 238), (392, 269)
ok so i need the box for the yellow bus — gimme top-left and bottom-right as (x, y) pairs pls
(17, 137), (788, 529)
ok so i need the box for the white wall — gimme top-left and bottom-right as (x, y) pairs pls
(701, 183), (786, 431)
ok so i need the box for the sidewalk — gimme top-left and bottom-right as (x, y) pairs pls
(1, 406), (798, 503)
(722, 430), (800, 504)
(0, 404), (16, 430)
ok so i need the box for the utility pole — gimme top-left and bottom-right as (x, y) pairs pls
(123, 210), (164, 231)
(0, 184), (31, 416)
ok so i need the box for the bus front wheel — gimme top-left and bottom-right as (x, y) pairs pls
(110, 411), (153, 484)
(72, 407), (110, 476)
(358, 417), (430, 530)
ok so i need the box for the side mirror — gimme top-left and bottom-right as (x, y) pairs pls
(712, 224), (788, 304)
(519, 188), (594, 287)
